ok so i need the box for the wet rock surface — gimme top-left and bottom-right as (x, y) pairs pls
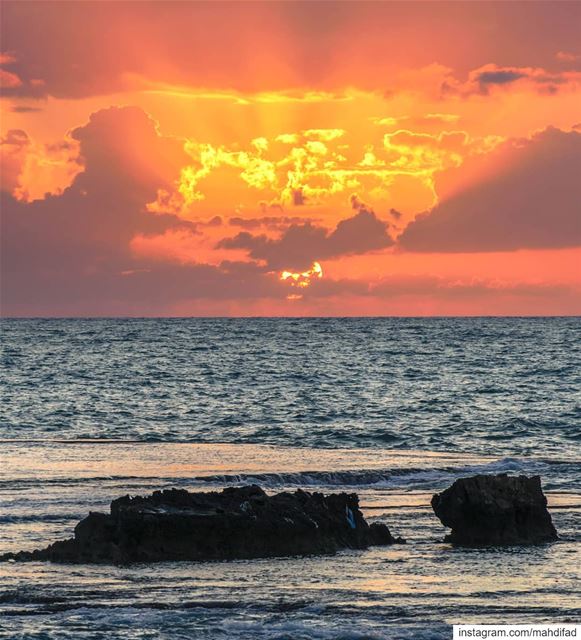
(431, 474), (558, 546)
(2, 485), (404, 564)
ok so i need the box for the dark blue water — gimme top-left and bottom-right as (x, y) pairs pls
(0, 318), (579, 639)
(1, 318), (580, 453)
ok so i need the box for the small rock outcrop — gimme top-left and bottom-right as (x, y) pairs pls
(2, 485), (404, 564)
(431, 474), (558, 546)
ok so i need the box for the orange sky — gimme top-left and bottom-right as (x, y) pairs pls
(1, 1), (580, 316)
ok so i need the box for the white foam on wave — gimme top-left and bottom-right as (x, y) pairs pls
(181, 456), (568, 491)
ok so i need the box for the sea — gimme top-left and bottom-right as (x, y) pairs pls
(0, 318), (579, 639)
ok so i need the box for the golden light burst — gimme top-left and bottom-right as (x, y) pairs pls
(280, 261), (323, 299)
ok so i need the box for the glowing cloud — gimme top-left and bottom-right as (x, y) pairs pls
(2, 1), (581, 316)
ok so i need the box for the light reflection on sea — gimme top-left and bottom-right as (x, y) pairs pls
(1, 317), (579, 638)
(0, 442), (579, 639)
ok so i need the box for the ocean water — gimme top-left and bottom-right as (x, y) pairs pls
(0, 318), (580, 639)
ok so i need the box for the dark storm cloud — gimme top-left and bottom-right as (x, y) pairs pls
(11, 105), (44, 113)
(0, 107), (200, 312)
(219, 208), (394, 271)
(399, 127), (581, 252)
(440, 64), (581, 98)
(229, 216), (318, 231)
(1, 129), (29, 146)
(1, 256), (285, 316)
(476, 70), (527, 85)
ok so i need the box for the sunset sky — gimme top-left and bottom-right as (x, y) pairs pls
(1, 1), (580, 316)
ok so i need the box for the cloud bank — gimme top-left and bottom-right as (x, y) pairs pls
(218, 208), (394, 271)
(400, 128), (581, 252)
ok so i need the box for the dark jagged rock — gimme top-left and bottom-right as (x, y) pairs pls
(2, 485), (404, 564)
(368, 522), (406, 546)
(431, 474), (558, 546)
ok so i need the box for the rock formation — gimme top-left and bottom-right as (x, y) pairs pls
(2, 485), (404, 564)
(431, 474), (558, 546)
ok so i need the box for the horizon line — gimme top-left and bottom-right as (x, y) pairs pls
(1, 315), (580, 320)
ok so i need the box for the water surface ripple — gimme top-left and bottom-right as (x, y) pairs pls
(1, 318), (579, 453)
